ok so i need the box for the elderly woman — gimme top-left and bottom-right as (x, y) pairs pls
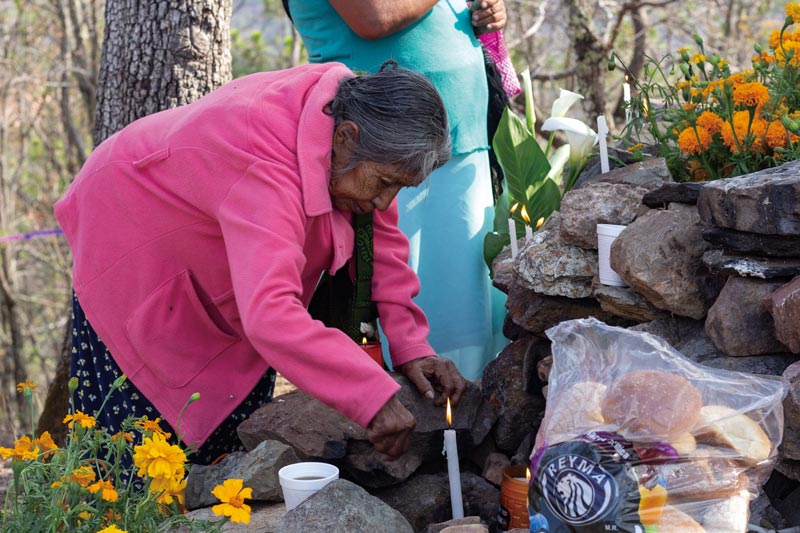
(55, 61), (466, 463)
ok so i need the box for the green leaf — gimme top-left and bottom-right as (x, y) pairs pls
(524, 179), (562, 223)
(492, 108), (552, 208)
(483, 231), (510, 275)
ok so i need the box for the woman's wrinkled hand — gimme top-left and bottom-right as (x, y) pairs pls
(471, 0), (506, 35)
(366, 395), (416, 461)
(397, 356), (467, 407)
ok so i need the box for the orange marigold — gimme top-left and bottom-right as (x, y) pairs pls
(732, 81), (770, 108)
(677, 126), (712, 155)
(70, 465), (97, 487)
(765, 120), (789, 149)
(697, 111), (725, 135)
(721, 111), (766, 153)
(787, 2), (800, 24)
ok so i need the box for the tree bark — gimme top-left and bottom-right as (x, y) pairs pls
(563, 0), (608, 119)
(39, 0), (233, 443)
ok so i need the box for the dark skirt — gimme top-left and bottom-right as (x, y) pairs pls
(69, 291), (275, 465)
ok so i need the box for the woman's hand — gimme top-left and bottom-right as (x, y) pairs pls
(366, 395), (416, 460)
(471, 0), (506, 35)
(397, 356), (467, 407)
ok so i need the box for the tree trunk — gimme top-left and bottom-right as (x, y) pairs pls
(563, 0), (607, 120)
(39, 0), (233, 443)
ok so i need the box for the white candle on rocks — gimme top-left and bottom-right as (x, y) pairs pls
(521, 206), (533, 240)
(443, 398), (464, 519)
(623, 81), (632, 124)
(597, 116), (610, 174)
(507, 217), (519, 259)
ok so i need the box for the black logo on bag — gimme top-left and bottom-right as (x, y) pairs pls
(540, 454), (618, 525)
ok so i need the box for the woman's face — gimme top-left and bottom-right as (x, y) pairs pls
(329, 121), (419, 215)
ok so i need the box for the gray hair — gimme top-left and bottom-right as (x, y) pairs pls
(327, 61), (451, 183)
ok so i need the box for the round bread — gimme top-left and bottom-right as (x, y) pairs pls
(544, 381), (607, 443)
(693, 405), (771, 465)
(657, 505), (705, 532)
(601, 370), (702, 440)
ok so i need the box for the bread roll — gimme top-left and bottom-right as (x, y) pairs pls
(657, 505), (705, 532)
(693, 405), (771, 465)
(654, 447), (749, 503)
(601, 370), (702, 440)
(702, 490), (750, 533)
(669, 432), (697, 455)
(543, 381), (606, 443)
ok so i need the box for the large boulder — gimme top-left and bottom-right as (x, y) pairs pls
(765, 276), (800, 353)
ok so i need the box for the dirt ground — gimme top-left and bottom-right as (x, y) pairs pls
(274, 373), (296, 397)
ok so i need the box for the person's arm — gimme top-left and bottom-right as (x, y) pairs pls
(328, 0), (438, 40)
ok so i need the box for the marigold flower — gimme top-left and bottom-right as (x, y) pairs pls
(692, 53), (706, 64)
(63, 411), (97, 429)
(133, 432), (186, 482)
(697, 111), (725, 135)
(212, 478), (252, 524)
(787, 2), (800, 23)
(16, 380), (36, 393)
(34, 431), (58, 457)
(134, 417), (171, 439)
(70, 465), (97, 487)
(678, 126), (712, 154)
(732, 81), (770, 108)
(88, 479), (119, 502)
(97, 526), (127, 533)
(0, 436), (40, 461)
(156, 478), (187, 507)
(111, 431), (134, 444)
(722, 111), (766, 153)
(765, 120), (789, 149)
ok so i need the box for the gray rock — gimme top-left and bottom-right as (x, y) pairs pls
(750, 492), (788, 530)
(482, 339), (546, 453)
(611, 203), (723, 319)
(641, 181), (705, 207)
(766, 276), (800, 353)
(491, 249), (515, 294)
(559, 182), (649, 249)
(704, 276), (788, 356)
(440, 525), (489, 533)
(783, 362), (800, 461)
(481, 452), (510, 487)
(775, 457), (800, 482)
(173, 502), (286, 532)
(702, 249), (800, 279)
(424, 517), (484, 533)
(374, 472), (500, 532)
(185, 439), (298, 509)
(697, 160), (800, 235)
(702, 226), (800, 257)
(514, 212), (598, 298)
(276, 479), (413, 532)
(593, 279), (672, 323)
(237, 374), (493, 489)
(506, 279), (626, 336)
(576, 155), (673, 190)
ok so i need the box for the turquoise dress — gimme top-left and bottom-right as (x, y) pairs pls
(289, 0), (507, 380)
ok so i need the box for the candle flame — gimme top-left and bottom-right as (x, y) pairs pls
(361, 336), (367, 345)
(526, 467), (531, 481)
(536, 216), (545, 229)
(625, 74), (629, 82)
(520, 205), (531, 224)
(446, 397), (452, 426)
(642, 98), (649, 118)
(509, 202), (519, 215)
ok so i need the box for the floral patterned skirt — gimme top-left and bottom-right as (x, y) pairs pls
(69, 292), (275, 465)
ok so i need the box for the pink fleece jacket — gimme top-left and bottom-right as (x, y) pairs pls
(54, 63), (435, 447)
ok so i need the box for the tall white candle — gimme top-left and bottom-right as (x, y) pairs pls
(525, 225), (533, 240)
(508, 217), (519, 259)
(596, 116), (610, 174)
(623, 82), (632, 124)
(443, 398), (464, 519)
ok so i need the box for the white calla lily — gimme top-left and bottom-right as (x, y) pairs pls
(549, 89), (584, 118)
(540, 117), (598, 165)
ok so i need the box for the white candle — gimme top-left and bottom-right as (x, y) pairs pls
(623, 82), (632, 124)
(443, 398), (464, 519)
(525, 225), (533, 240)
(596, 116), (610, 174)
(508, 218), (519, 259)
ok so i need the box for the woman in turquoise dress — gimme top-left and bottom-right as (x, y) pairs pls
(288, 0), (509, 380)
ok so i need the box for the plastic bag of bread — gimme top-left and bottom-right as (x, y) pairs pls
(528, 318), (787, 533)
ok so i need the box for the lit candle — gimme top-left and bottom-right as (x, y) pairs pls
(536, 217), (545, 229)
(360, 337), (385, 368)
(623, 78), (632, 125)
(443, 398), (464, 519)
(597, 115), (610, 174)
(520, 206), (533, 240)
(507, 217), (519, 259)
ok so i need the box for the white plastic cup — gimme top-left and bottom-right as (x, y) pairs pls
(596, 224), (628, 287)
(278, 462), (339, 510)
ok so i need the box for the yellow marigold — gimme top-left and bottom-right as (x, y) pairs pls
(697, 111), (725, 135)
(678, 126), (712, 154)
(722, 111), (766, 153)
(627, 142), (644, 152)
(63, 411), (97, 429)
(682, 102), (698, 112)
(34, 431), (58, 457)
(787, 2), (800, 23)
(96, 526), (127, 533)
(765, 120), (789, 149)
(134, 417), (171, 439)
(212, 479), (253, 525)
(78, 511), (91, 522)
(770, 29), (782, 49)
(692, 53), (706, 64)
(686, 160), (709, 182)
(111, 431), (134, 443)
(16, 380), (36, 393)
(88, 479), (119, 502)
(717, 58), (729, 69)
(156, 478), (187, 507)
(732, 81), (770, 108)
(70, 465), (97, 487)
(50, 481), (62, 488)
(1, 436), (40, 461)
(133, 432), (186, 482)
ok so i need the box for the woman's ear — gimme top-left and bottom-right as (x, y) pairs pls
(333, 120), (360, 151)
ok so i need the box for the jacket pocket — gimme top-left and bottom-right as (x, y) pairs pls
(123, 269), (240, 388)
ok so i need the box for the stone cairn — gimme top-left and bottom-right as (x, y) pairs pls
(172, 157), (800, 532)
